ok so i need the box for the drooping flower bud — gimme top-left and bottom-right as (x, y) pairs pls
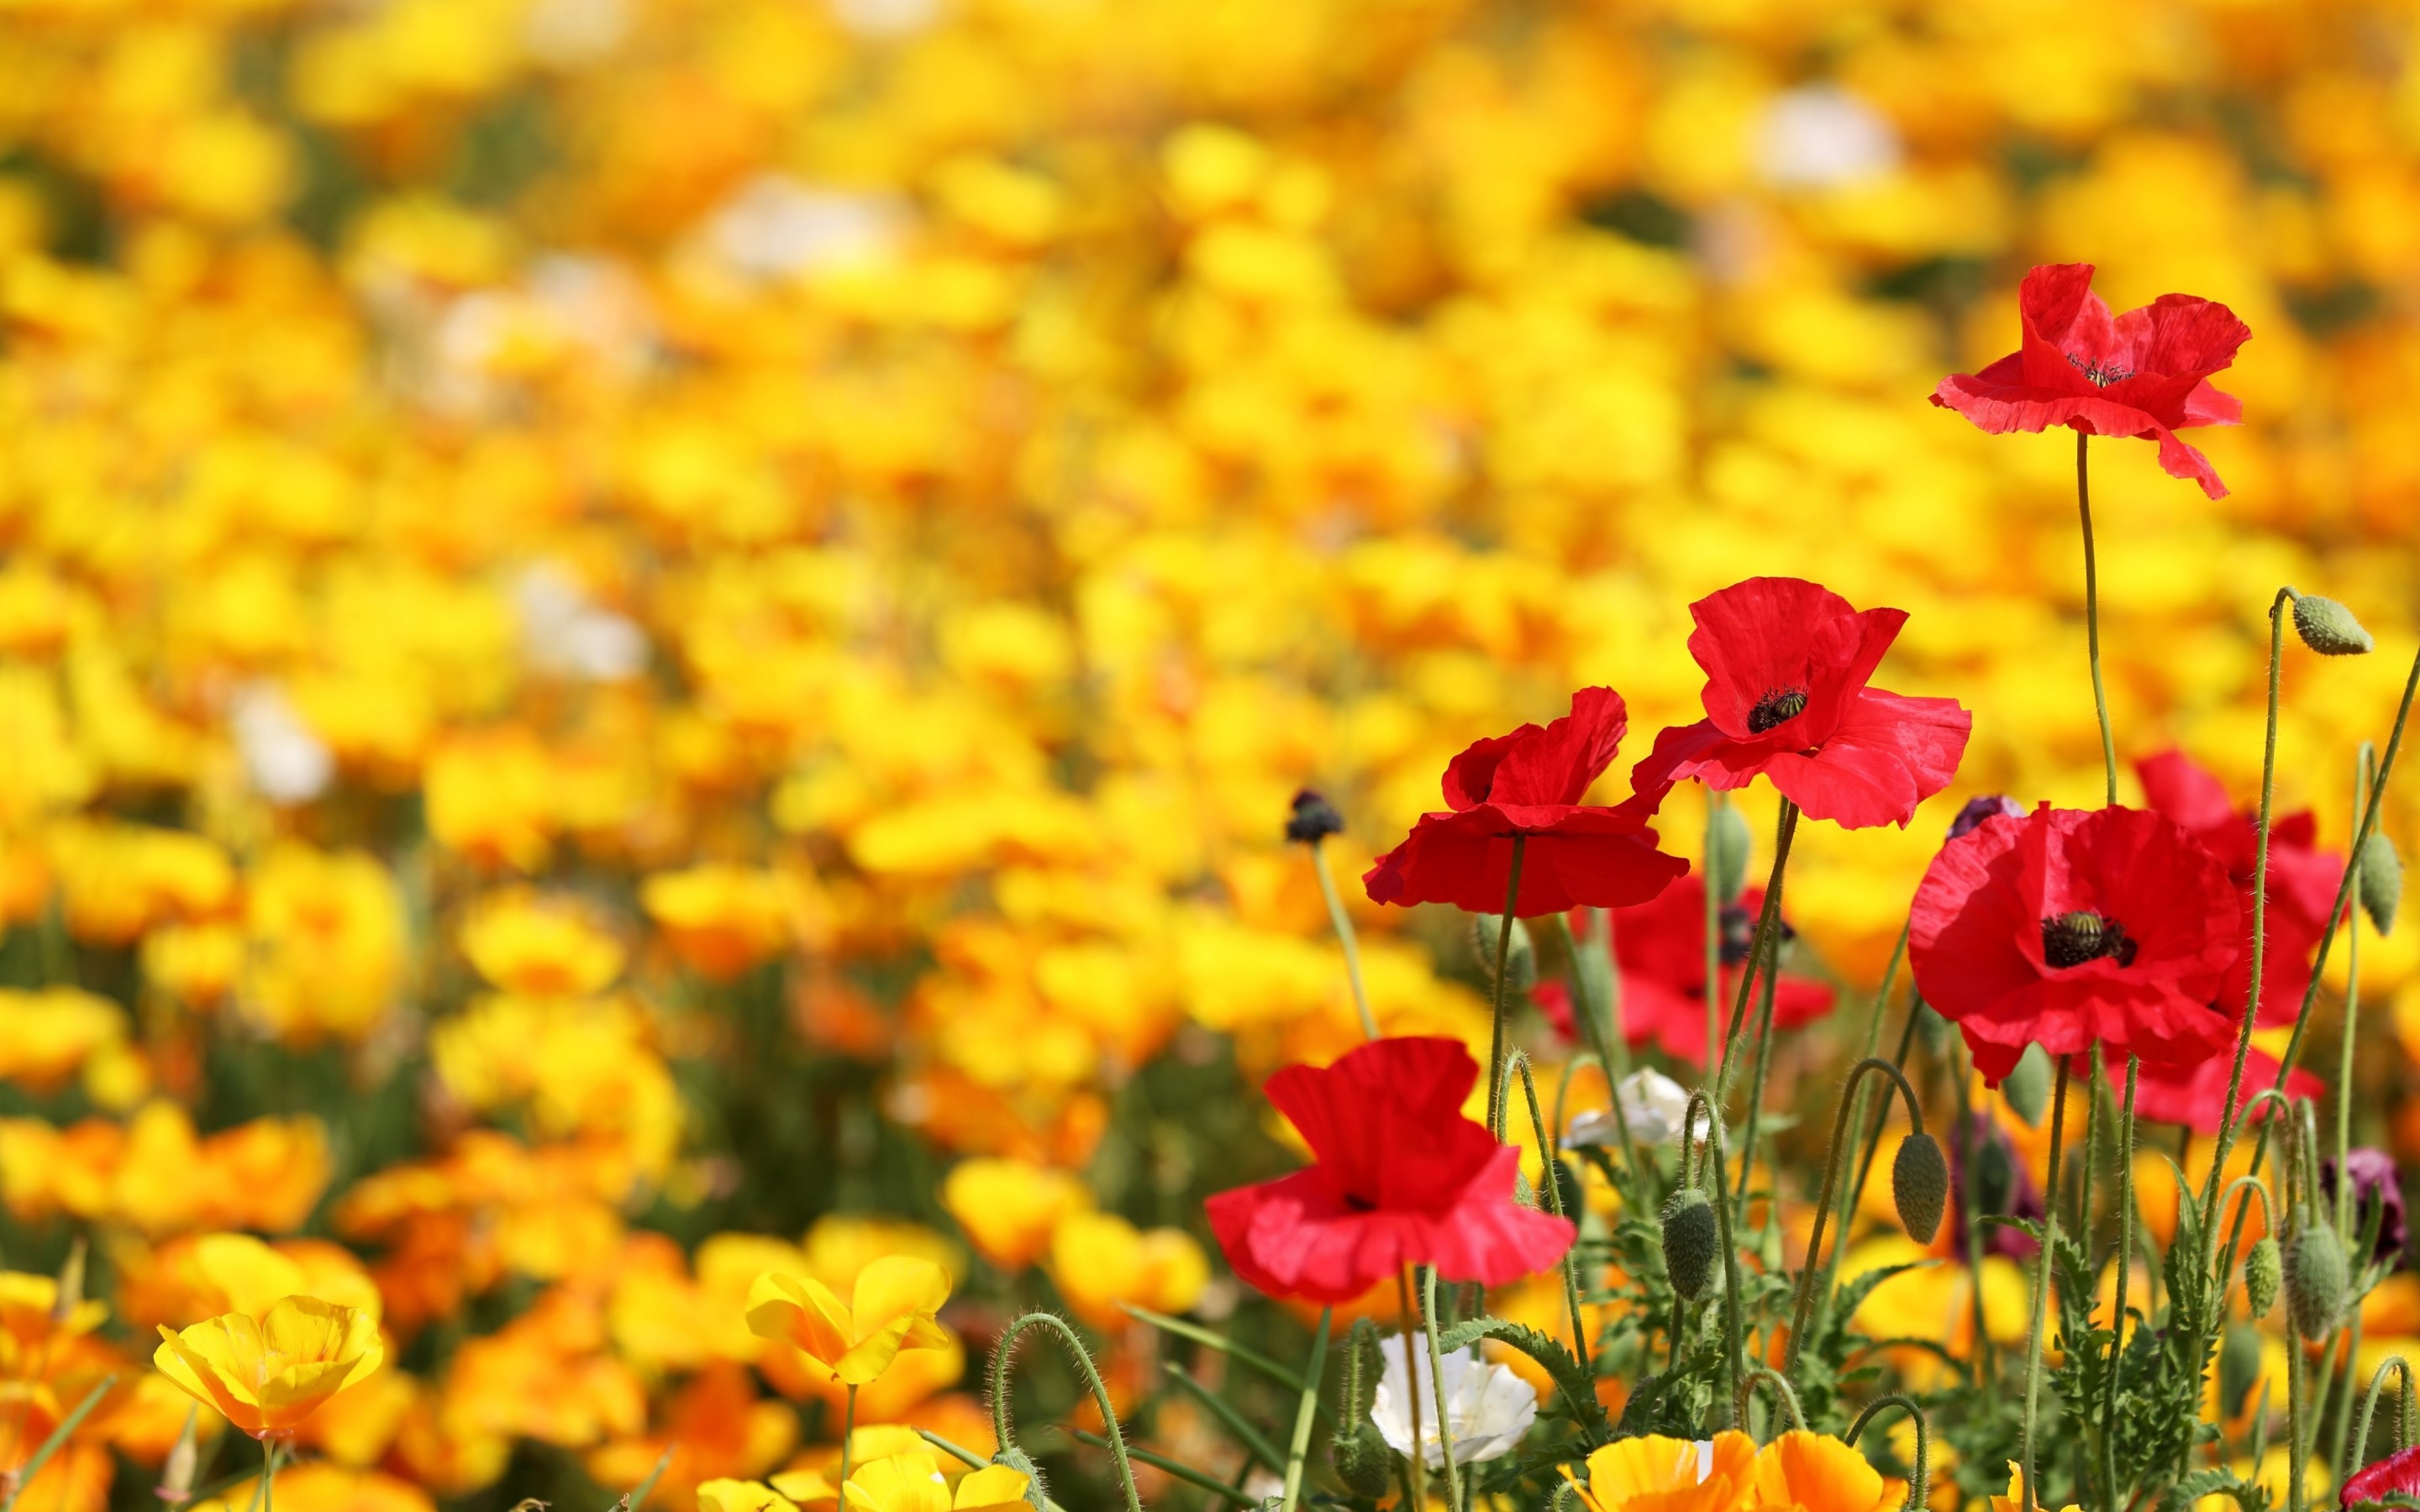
(1660, 1187), (1718, 1302)
(2360, 832), (2403, 936)
(2218, 1324), (2263, 1417)
(157, 1408), (199, 1506)
(2000, 1044), (2052, 1126)
(2244, 1236), (2281, 1319)
(2285, 1222), (2349, 1337)
(1471, 914), (1535, 993)
(1892, 1132), (1949, 1244)
(990, 1446), (1050, 1512)
(1285, 790), (1345, 845)
(2291, 594), (2374, 656)
(1707, 802), (1752, 905)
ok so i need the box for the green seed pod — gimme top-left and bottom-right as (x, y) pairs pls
(2286, 1222), (2349, 1338)
(1708, 802), (1753, 906)
(2292, 594), (2375, 656)
(2244, 1235), (2282, 1320)
(2218, 1323), (2264, 1416)
(2001, 1044), (2053, 1127)
(1892, 1132), (1950, 1245)
(1660, 1186), (1719, 1302)
(1330, 1423), (1397, 1499)
(1968, 1131), (2017, 1219)
(1471, 913), (1536, 992)
(991, 1446), (1050, 1511)
(2361, 832), (2403, 937)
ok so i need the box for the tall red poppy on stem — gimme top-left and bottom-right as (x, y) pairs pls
(1911, 805), (2241, 1083)
(1205, 1037), (1576, 1304)
(1364, 687), (1688, 916)
(1930, 263), (2250, 499)
(1629, 578), (1971, 831)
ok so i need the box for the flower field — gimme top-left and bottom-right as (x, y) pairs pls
(3, 1), (2420, 1510)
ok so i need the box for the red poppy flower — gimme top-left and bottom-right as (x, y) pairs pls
(1628, 579), (1971, 831)
(2340, 1443), (2420, 1507)
(2138, 749), (2344, 1026)
(2132, 1047), (2318, 1133)
(1534, 883), (1834, 1066)
(1909, 805), (2240, 1083)
(1930, 263), (2250, 500)
(1204, 1037), (1576, 1304)
(1364, 687), (1688, 917)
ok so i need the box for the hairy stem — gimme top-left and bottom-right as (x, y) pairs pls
(1784, 1056), (1927, 1384)
(2076, 430), (2118, 807)
(1715, 799), (1801, 1105)
(989, 1313), (1144, 1512)
(1485, 835), (1528, 1140)
(1311, 843), (1378, 1041)
(2019, 1056), (2073, 1512)
(1277, 1309), (1330, 1512)
(1419, 1266), (1465, 1512)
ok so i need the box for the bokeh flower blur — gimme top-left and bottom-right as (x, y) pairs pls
(3, 0), (2419, 1508)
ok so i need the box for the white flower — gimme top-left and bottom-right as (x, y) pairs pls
(1755, 85), (1901, 188)
(515, 563), (650, 682)
(829, 0), (941, 38)
(1370, 1334), (1538, 1468)
(230, 683), (333, 805)
(1566, 1068), (1693, 1149)
(704, 176), (912, 281)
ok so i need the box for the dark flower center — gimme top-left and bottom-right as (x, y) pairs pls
(2066, 353), (2133, 388)
(2041, 909), (2137, 969)
(1718, 903), (1792, 967)
(1747, 688), (1808, 733)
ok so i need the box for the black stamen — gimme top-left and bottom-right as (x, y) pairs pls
(2042, 910), (2133, 969)
(2065, 353), (2133, 388)
(1747, 688), (1808, 733)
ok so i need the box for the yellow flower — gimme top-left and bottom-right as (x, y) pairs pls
(1987, 1463), (2083, 1512)
(940, 1158), (1087, 1273)
(1045, 1212), (1207, 1329)
(1565, 1431), (1756, 1512)
(153, 1296), (386, 1440)
(460, 889), (626, 998)
(836, 1453), (1030, 1512)
(698, 1480), (799, 1512)
(1744, 1432), (1897, 1512)
(744, 1258), (950, 1388)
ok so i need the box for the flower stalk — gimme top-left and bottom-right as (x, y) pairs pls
(2018, 1054), (2072, 1512)
(1485, 835), (1528, 1140)
(989, 1313), (1144, 1512)
(2076, 430), (2118, 807)
(1784, 1056), (1928, 1385)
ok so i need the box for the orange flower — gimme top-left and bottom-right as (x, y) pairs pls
(152, 1297), (386, 1440)
(1744, 1431), (1897, 1512)
(1565, 1431), (1756, 1512)
(744, 1259), (950, 1388)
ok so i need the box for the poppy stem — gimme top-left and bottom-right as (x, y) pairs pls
(1512, 1053), (1594, 1378)
(1546, 911), (1652, 1197)
(1418, 1266), (1465, 1512)
(1731, 960), (1783, 1232)
(1276, 1309), (1330, 1512)
(1484, 835), (1528, 1141)
(1714, 799), (1799, 1110)
(1844, 1394), (1931, 1512)
(2335, 745), (2374, 1251)
(2018, 1054), (2073, 1512)
(1704, 790), (1726, 1076)
(1949, 1042), (1996, 1389)
(260, 1439), (274, 1512)
(1782, 1055), (1926, 1386)
(839, 1383), (856, 1491)
(1684, 1091), (1749, 1431)
(987, 1313), (1144, 1512)
(2100, 1054), (2139, 1512)
(2075, 430), (2118, 808)
(2352, 1356), (2417, 1467)
(1394, 1268), (1427, 1512)
(1310, 842), (1379, 1042)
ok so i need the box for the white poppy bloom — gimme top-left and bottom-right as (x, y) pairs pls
(230, 682), (333, 805)
(1565, 1068), (1693, 1149)
(1369, 1334), (1538, 1468)
(1755, 85), (1902, 188)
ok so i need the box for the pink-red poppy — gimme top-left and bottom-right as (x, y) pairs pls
(1930, 263), (2250, 499)
(1364, 687), (1688, 917)
(1204, 1037), (1576, 1305)
(2138, 749), (2344, 1026)
(1629, 579), (1970, 831)
(2341, 1443), (2420, 1507)
(1534, 882), (1834, 1066)
(2131, 1047), (2317, 1132)
(1910, 805), (2240, 1083)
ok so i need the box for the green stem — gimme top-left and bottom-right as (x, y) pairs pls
(2019, 1056), (2074, 1512)
(1734, 1365), (1806, 1437)
(1950, 1042), (1996, 1387)
(1715, 799), (1801, 1105)
(261, 1438), (274, 1512)
(1846, 1395), (1932, 1512)
(1784, 1056), (1927, 1384)
(1394, 1268), (1425, 1512)
(1419, 1267), (1465, 1512)
(2354, 1357), (2417, 1467)
(1485, 835), (1528, 1140)
(1733, 958), (1784, 1233)
(1071, 1431), (1254, 1509)
(989, 1313), (1143, 1512)
(1277, 1310), (1330, 1512)
(2076, 430), (2118, 807)
(2338, 746), (2374, 1249)
(2101, 1056), (2139, 1511)
(1549, 913), (1650, 1197)
(840, 1383), (856, 1491)
(1513, 1054), (1594, 1375)
(1312, 843), (1378, 1042)
(1686, 1091), (1749, 1428)
(0, 1376), (114, 1512)
(1705, 790), (1727, 1076)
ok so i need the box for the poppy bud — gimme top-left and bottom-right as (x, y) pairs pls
(2361, 832), (2403, 936)
(1892, 1132), (1949, 1244)
(2291, 594), (2374, 656)
(1708, 802), (1752, 905)
(52, 1235), (85, 1327)
(991, 1447), (1049, 1512)
(1471, 914), (1535, 992)
(1660, 1187), (1719, 1302)
(2286, 1222), (2349, 1337)
(158, 1408), (199, 1506)
(1330, 1423), (1397, 1499)
(2001, 1044), (2052, 1126)
(1286, 790), (1345, 845)
(2218, 1324), (2263, 1417)
(2244, 1235), (2281, 1320)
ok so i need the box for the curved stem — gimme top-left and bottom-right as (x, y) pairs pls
(1310, 843), (1378, 1042)
(1733, 1364), (1806, 1438)
(2355, 1357), (2417, 1466)
(1419, 1267), (1465, 1512)
(1715, 800), (1801, 1105)
(1784, 1056), (1928, 1383)
(1846, 1394), (1931, 1512)
(2075, 430), (2118, 807)
(989, 1313), (1144, 1512)
(1685, 1091), (1749, 1427)
(2018, 1056), (2074, 1512)
(1485, 836), (1528, 1139)
(1277, 1309), (1330, 1512)
(1513, 1053), (1593, 1376)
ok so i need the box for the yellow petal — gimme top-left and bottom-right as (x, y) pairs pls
(746, 1271), (853, 1368)
(839, 1454), (951, 1512)
(698, 1479), (801, 1512)
(950, 1465), (1031, 1512)
(847, 1257), (951, 1347)
(192, 1235), (307, 1320)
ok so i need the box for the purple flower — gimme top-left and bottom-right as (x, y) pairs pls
(1945, 794), (2025, 842)
(2321, 1147), (2407, 1267)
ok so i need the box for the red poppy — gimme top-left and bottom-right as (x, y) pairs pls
(2138, 749), (2344, 1026)
(1909, 805), (2240, 1083)
(1628, 579), (1971, 831)
(1204, 1037), (1576, 1305)
(1534, 883), (1834, 1065)
(1930, 263), (2250, 500)
(2340, 1443), (2420, 1507)
(2131, 1047), (2318, 1132)
(1364, 687), (1688, 917)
